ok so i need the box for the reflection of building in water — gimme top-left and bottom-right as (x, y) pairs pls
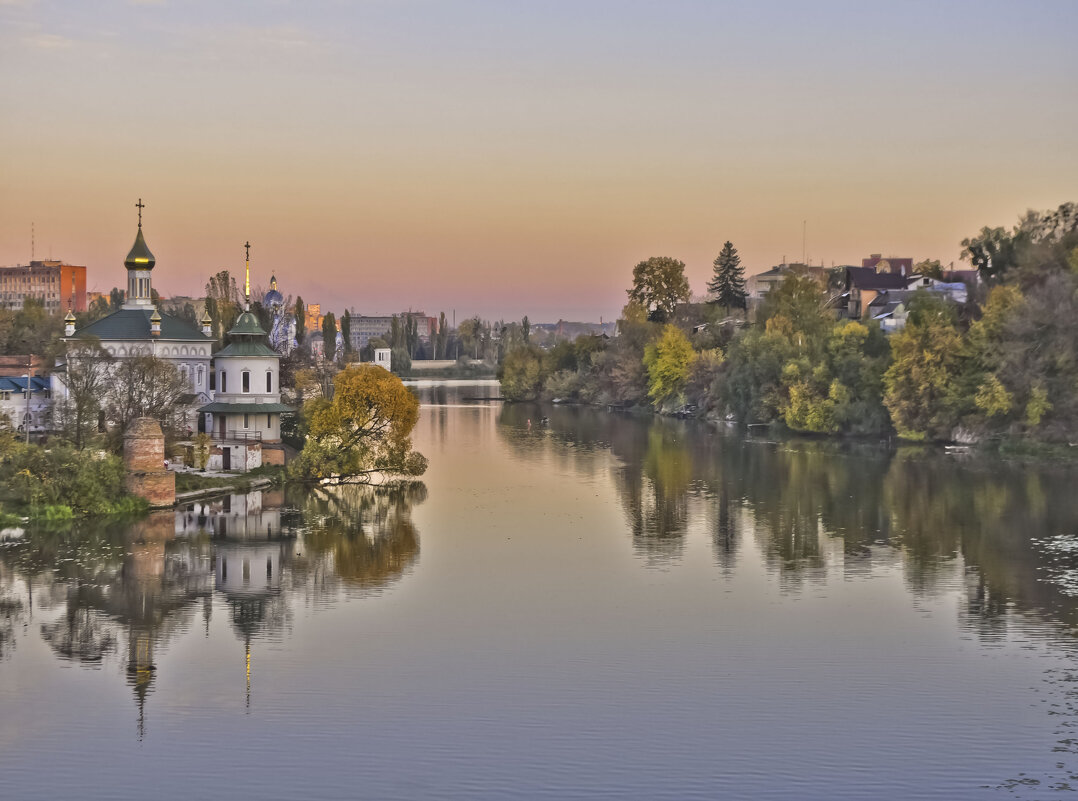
(175, 489), (285, 539)
(0, 482), (425, 735)
(31, 512), (216, 738)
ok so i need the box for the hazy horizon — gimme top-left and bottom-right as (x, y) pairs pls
(2, 0), (1075, 321)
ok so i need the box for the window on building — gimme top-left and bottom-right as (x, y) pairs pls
(266, 370), (272, 392)
(220, 371), (227, 392)
(243, 413), (249, 429)
(197, 365), (204, 386)
(267, 414), (271, 429)
(241, 371), (250, 393)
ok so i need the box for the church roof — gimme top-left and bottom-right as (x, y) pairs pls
(214, 341), (279, 358)
(228, 310), (268, 337)
(124, 227), (156, 270)
(263, 288), (284, 307)
(74, 308), (211, 342)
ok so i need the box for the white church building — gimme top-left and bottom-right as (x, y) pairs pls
(62, 204), (215, 431)
(64, 204), (290, 473)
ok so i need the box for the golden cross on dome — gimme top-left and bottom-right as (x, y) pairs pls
(136, 198), (145, 228)
(244, 241), (251, 302)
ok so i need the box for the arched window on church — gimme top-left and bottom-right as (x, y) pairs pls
(197, 365), (204, 387)
(266, 370), (272, 392)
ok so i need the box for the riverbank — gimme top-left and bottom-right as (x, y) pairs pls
(173, 464), (286, 501)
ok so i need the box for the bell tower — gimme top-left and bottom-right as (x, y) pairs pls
(122, 198), (157, 309)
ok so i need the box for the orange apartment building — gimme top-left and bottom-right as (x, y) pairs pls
(0, 260), (87, 313)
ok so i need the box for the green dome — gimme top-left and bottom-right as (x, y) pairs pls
(124, 227), (156, 270)
(228, 309), (268, 337)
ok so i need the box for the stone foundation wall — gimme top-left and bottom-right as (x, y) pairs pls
(125, 471), (176, 508)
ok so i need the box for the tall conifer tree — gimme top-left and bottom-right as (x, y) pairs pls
(323, 312), (337, 362)
(707, 241), (748, 312)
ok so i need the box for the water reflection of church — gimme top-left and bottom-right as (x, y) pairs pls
(3, 482), (423, 738)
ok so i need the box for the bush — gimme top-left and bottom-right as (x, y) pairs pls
(0, 439), (136, 517)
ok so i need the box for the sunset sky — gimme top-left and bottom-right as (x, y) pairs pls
(1, 0), (1075, 321)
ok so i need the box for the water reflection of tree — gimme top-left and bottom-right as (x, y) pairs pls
(500, 402), (1078, 634)
(286, 481), (424, 600)
(616, 425), (692, 565)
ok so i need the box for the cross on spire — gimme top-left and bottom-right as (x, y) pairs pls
(244, 241), (251, 305)
(136, 198), (145, 228)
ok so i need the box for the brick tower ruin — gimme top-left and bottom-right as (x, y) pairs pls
(124, 417), (175, 507)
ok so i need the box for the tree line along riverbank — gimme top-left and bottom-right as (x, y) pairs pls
(499, 203), (1078, 450)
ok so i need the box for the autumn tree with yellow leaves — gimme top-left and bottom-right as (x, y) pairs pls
(291, 364), (427, 483)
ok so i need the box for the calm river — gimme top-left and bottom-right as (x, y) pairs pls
(2, 381), (1078, 799)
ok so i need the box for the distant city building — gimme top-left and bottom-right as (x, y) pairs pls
(158, 295), (207, 326)
(346, 312), (437, 351)
(840, 263), (910, 319)
(0, 260), (87, 313)
(305, 303), (323, 333)
(347, 314), (392, 350)
(747, 263), (828, 300)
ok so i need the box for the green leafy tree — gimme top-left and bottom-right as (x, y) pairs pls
(436, 312), (449, 359)
(294, 296), (307, 347)
(205, 270), (241, 341)
(5, 298), (62, 357)
(883, 294), (967, 441)
(405, 315), (419, 359)
(340, 312), (353, 358)
(499, 345), (546, 401)
(458, 316), (483, 359)
(707, 241), (748, 312)
(627, 257), (691, 323)
(913, 259), (943, 279)
(292, 364), (427, 483)
(643, 324), (697, 408)
(322, 312), (338, 363)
